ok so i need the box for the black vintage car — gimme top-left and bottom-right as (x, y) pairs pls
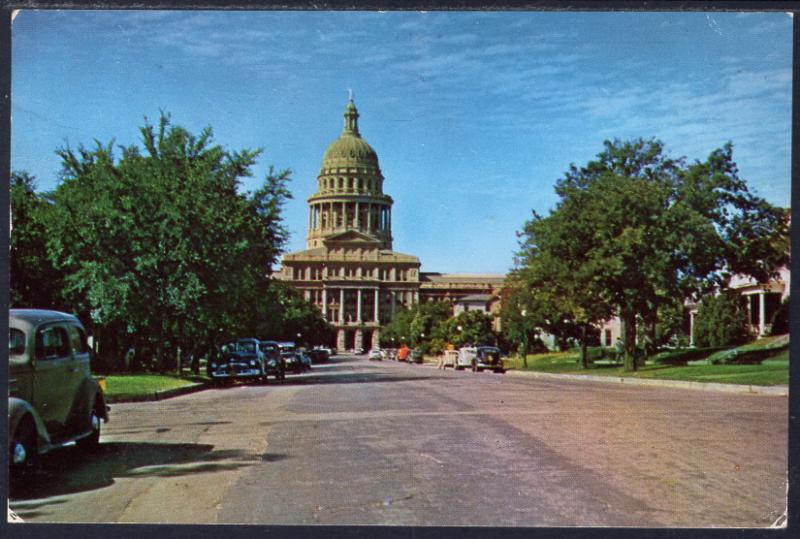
(258, 340), (286, 380)
(208, 339), (266, 384)
(474, 346), (505, 373)
(308, 348), (330, 364)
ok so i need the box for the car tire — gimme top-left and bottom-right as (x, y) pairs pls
(10, 417), (37, 480)
(77, 403), (101, 451)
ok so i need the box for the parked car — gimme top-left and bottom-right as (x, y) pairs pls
(442, 349), (459, 369)
(8, 309), (110, 479)
(282, 350), (310, 374)
(208, 338), (266, 384)
(258, 340), (285, 380)
(351, 347), (365, 355)
(383, 348), (397, 361)
(368, 348), (383, 361)
(409, 349), (424, 364)
(456, 346), (505, 373)
(308, 348), (330, 364)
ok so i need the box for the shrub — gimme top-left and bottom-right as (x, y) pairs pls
(652, 346), (729, 366)
(708, 340), (789, 365)
(693, 291), (749, 348)
(770, 296), (789, 335)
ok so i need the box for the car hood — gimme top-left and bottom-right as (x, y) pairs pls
(219, 352), (258, 363)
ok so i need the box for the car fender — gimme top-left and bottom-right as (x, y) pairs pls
(8, 397), (52, 453)
(76, 377), (109, 421)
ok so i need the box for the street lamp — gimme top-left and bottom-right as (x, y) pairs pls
(520, 309), (528, 368)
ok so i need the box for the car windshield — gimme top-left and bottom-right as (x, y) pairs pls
(478, 348), (500, 360)
(238, 341), (257, 352)
(9, 328), (25, 356)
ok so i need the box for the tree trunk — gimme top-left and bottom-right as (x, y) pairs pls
(580, 323), (589, 369)
(621, 310), (638, 372)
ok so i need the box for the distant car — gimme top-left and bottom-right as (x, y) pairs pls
(258, 340), (285, 381)
(384, 348), (397, 361)
(409, 349), (424, 364)
(442, 349), (458, 369)
(456, 346), (505, 373)
(352, 347), (365, 355)
(308, 349), (330, 364)
(368, 349), (383, 361)
(209, 339), (267, 384)
(9, 309), (110, 479)
(282, 350), (310, 374)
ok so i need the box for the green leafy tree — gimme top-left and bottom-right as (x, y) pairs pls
(434, 310), (496, 348)
(499, 283), (541, 367)
(257, 281), (334, 346)
(515, 139), (788, 371)
(45, 113), (293, 371)
(693, 291), (749, 348)
(380, 307), (415, 347)
(409, 301), (452, 352)
(9, 171), (65, 309)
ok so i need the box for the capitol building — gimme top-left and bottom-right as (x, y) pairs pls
(277, 97), (504, 351)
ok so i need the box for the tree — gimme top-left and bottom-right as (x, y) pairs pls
(409, 301), (452, 353)
(9, 171), (64, 309)
(434, 310), (496, 348)
(515, 139), (788, 371)
(499, 282), (541, 367)
(693, 291), (749, 348)
(44, 113), (294, 371)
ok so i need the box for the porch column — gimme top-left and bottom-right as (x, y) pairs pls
(339, 289), (345, 324)
(354, 329), (364, 351)
(689, 310), (695, 347)
(374, 289), (380, 324)
(355, 201), (360, 230)
(357, 289), (362, 322)
(321, 288), (327, 319)
(336, 329), (346, 352)
(759, 291), (767, 336)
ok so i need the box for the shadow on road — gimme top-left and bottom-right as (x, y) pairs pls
(9, 441), (279, 503)
(279, 370), (430, 386)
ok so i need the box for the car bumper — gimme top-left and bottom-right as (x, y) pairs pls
(209, 368), (262, 379)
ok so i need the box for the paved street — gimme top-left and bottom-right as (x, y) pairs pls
(9, 355), (787, 527)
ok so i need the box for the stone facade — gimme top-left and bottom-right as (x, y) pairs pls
(277, 98), (421, 350)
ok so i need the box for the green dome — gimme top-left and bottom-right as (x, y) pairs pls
(321, 98), (379, 168)
(322, 134), (379, 168)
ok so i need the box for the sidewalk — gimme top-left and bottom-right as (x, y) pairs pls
(504, 369), (788, 396)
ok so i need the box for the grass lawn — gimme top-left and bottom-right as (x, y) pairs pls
(100, 373), (208, 401)
(505, 348), (788, 386)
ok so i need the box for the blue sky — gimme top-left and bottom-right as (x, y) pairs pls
(11, 10), (793, 274)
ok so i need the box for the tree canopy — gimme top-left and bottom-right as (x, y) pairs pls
(511, 139), (788, 370)
(10, 113), (332, 371)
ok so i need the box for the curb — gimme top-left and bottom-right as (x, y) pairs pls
(105, 382), (212, 404)
(505, 369), (788, 396)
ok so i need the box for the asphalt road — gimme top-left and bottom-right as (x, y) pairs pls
(9, 355), (787, 527)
